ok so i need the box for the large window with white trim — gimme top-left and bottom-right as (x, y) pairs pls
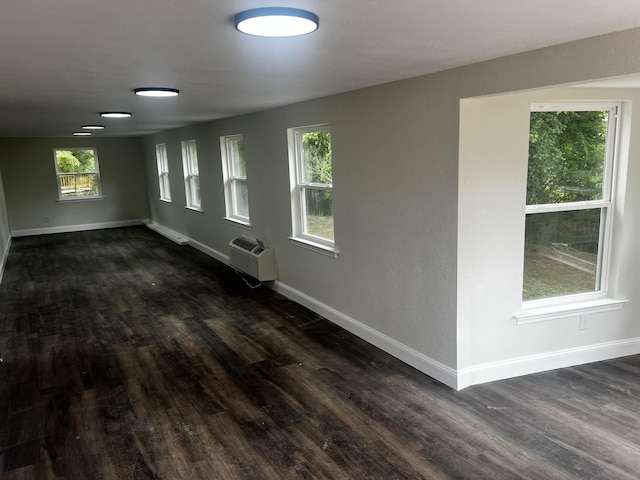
(156, 143), (171, 202)
(181, 139), (201, 210)
(288, 124), (334, 250)
(53, 147), (102, 200)
(523, 103), (619, 304)
(220, 134), (250, 224)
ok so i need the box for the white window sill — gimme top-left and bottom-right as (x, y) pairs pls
(185, 206), (204, 213)
(289, 236), (338, 258)
(57, 196), (105, 203)
(224, 217), (252, 229)
(513, 298), (628, 325)
(159, 198), (172, 203)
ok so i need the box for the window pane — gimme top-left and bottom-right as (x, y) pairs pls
(191, 176), (200, 206)
(228, 137), (246, 177)
(231, 179), (249, 217)
(527, 110), (608, 205)
(55, 149), (96, 174)
(301, 131), (332, 184)
(188, 143), (199, 174)
(161, 174), (171, 200)
(303, 188), (334, 241)
(523, 209), (602, 300)
(59, 173), (99, 198)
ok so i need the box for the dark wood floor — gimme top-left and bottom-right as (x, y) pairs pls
(1, 227), (639, 479)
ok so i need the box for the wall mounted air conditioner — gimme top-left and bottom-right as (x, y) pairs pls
(229, 237), (276, 281)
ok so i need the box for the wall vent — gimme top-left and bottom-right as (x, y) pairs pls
(229, 237), (276, 281)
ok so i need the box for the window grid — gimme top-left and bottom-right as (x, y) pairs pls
(155, 143), (171, 201)
(181, 139), (201, 210)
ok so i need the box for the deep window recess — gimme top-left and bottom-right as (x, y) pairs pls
(220, 134), (250, 224)
(156, 143), (171, 202)
(288, 124), (335, 251)
(523, 103), (619, 304)
(53, 148), (102, 200)
(181, 139), (201, 210)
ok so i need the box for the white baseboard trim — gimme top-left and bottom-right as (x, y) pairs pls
(0, 235), (11, 284)
(188, 237), (229, 265)
(11, 219), (149, 238)
(145, 222), (189, 245)
(271, 281), (459, 389)
(139, 221), (640, 391)
(148, 222), (458, 388)
(457, 337), (640, 390)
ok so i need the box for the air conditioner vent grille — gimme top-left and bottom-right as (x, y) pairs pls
(231, 237), (258, 252)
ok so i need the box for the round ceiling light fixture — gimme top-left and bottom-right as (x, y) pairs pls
(100, 112), (132, 118)
(82, 125), (105, 130)
(73, 132), (92, 136)
(134, 87), (180, 97)
(235, 7), (319, 37)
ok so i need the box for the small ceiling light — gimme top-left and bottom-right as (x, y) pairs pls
(82, 125), (105, 130)
(73, 132), (92, 136)
(235, 7), (319, 37)
(134, 87), (180, 97)
(100, 112), (132, 118)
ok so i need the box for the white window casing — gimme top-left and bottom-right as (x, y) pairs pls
(287, 124), (336, 256)
(156, 143), (171, 202)
(220, 134), (250, 226)
(53, 147), (103, 201)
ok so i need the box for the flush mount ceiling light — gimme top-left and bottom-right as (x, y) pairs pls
(73, 132), (92, 136)
(100, 112), (132, 118)
(82, 125), (105, 130)
(134, 87), (180, 97)
(235, 7), (319, 37)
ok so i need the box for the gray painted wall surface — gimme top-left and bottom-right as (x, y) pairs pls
(141, 27), (640, 381)
(0, 137), (150, 232)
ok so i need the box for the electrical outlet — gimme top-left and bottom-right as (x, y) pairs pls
(44, 216), (50, 224)
(579, 314), (589, 331)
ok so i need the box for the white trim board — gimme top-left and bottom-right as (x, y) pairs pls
(457, 337), (640, 390)
(136, 222), (640, 391)
(141, 224), (459, 388)
(0, 236), (11, 285)
(271, 281), (458, 388)
(145, 222), (188, 245)
(188, 237), (229, 265)
(11, 219), (149, 237)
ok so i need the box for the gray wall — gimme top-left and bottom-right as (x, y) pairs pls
(0, 137), (149, 233)
(141, 27), (640, 388)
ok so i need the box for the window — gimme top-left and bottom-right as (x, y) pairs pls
(220, 135), (250, 224)
(523, 103), (619, 304)
(53, 148), (102, 200)
(288, 124), (334, 251)
(181, 139), (201, 210)
(156, 143), (171, 202)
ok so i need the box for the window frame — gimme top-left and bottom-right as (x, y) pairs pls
(53, 147), (103, 201)
(155, 143), (171, 202)
(287, 123), (336, 255)
(523, 102), (620, 309)
(181, 139), (201, 211)
(220, 134), (250, 226)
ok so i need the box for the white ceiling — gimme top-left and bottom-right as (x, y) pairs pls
(2, 0), (640, 137)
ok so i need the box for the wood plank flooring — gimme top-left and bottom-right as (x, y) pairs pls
(0, 226), (639, 479)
